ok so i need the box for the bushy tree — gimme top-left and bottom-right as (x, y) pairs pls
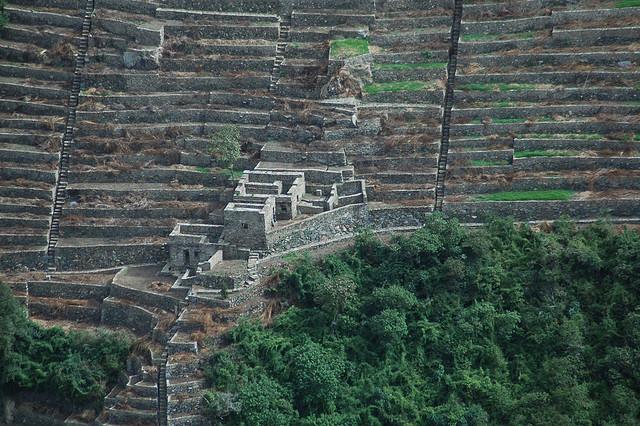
(209, 124), (241, 173)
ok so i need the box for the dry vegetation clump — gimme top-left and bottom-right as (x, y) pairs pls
(44, 41), (76, 66)
(149, 280), (172, 292)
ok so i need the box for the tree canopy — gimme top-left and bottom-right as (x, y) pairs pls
(209, 124), (241, 172)
(203, 215), (640, 425)
(0, 284), (131, 409)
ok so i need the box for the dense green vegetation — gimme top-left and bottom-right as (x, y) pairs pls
(330, 38), (369, 60)
(364, 80), (432, 94)
(475, 190), (575, 201)
(202, 215), (640, 425)
(0, 284), (131, 409)
(616, 0), (640, 8)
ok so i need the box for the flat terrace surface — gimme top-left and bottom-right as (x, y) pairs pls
(114, 263), (176, 294)
(207, 259), (247, 276)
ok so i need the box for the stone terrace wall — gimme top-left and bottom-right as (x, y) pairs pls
(266, 204), (369, 253)
(266, 204), (433, 253)
(56, 244), (166, 271)
(159, 0), (376, 13)
(444, 199), (640, 223)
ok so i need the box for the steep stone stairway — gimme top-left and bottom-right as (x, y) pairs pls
(346, 0), (452, 207)
(97, 364), (159, 426)
(164, 309), (209, 426)
(0, 0), (83, 270)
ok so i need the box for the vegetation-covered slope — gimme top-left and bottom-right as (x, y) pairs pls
(203, 215), (640, 425)
(0, 284), (131, 410)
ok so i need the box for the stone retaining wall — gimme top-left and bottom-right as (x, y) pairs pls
(110, 280), (181, 313)
(447, 175), (640, 195)
(101, 297), (158, 336)
(513, 157), (640, 172)
(0, 250), (45, 271)
(266, 204), (434, 253)
(56, 244), (167, 270)
(29, 299), (101, 322)
(266, 204), (369, 253)
(444, 199), (640, 222)
(29, 281), (109, 300)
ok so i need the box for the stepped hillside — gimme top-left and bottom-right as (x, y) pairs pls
(0, 0), (638, 424)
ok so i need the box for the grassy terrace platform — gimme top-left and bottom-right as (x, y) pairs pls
(329, 38), (369, 60)
(475, 190), (576, 202)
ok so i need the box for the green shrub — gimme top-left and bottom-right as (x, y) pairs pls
(209, 124), (241, 173)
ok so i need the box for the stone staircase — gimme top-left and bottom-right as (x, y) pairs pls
(97, 363), (159, 426)
(165, 309), (209, 426)
(269, 14), (291, 93)
(46, 0), (95, 271)
(434, 0), (463, 210)
(338, 0), (453, 207)
(0, 0), (85, 270)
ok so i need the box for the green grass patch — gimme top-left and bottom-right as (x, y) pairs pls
(330, 38), (369, 60)
(515, 150), (579, 158)
(475, 189), (575, 201)
(635, 133), (640, 141)
(459, 83), (537, 92)
(197, 167), (243, 179)
(221, 168), (244, 179)
(364, 80), (432, 94)
(471, 159), (509, 166)
(493, 101), (516, 108)
(374, 61), (447, 70)
(616, 0), (640, 7)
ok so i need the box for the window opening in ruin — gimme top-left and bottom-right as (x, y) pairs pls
(184, 249), (190, 265)
(242, 223), (249, 229)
